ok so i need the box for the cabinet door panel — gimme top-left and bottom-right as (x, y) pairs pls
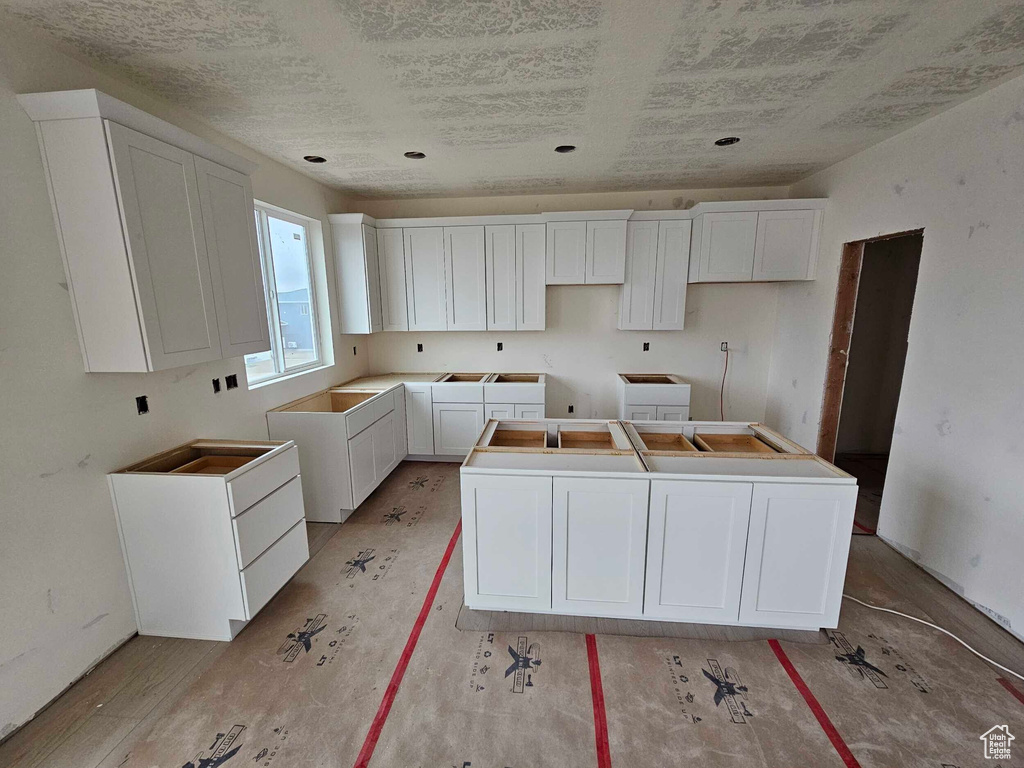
(644, 481), (751, 622)
(432, 403), (485, 456)
(586, 220), (627, 284)
(194, 157), (270, 358)
(106, 121), (221, 369)
(486, 403), (515, 419)
(653, 219), (691, 330)
(373, 413), (399, 483)
(348, 427), (377, 508)
(405, 227), (447, 331)
(739, 483), (856, 629)
(516, 224), (546, 330)
(618, 221), (658, 330)
(514, 404), (545, 419)
(752, 210), (819, 281)
(545, 221), (586, 284)
(656, 406), (689, 422)
(462, 474), (552, 611)
(485, 225), (516, 331)
(363, 224), (384, 332)
(405, 384), (434, 455)
(376, 228), (409, 331)
(698, 212), (758, 283)
(627, 407), (656, 421)
(552, 477), (648, 616)
(444, 226), (486, 331)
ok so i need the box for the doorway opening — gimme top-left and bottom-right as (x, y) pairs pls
(817, 230), (923, 535)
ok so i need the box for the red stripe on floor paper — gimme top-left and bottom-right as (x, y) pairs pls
(353, 519), (462, 768)
(768, 639), (862, 768)
(585, 634), (613, 768)
(998, 677), (1024, 706)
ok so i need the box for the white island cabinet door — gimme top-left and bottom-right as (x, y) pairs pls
(739, 483), (857, 629)
(106, 121), (222, 369)
(644, 481), (751, 622)
(485, 225), (516, 331)
(348, 426), (378, 508)
(552, 477), (649, 617)
(432, 402), (485, 456)
(372, 412), (399, 482)
(405, 227), (448, 331)
(405, 384), (434, 455)
(445, 226), (486, 331)
(376, 228), (409, 331)
(194, 157), (271, 358)
(462, 474), (553, 611)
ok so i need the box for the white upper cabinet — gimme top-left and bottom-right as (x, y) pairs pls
(404, 227), (447, 331)
(516, 223), (546, 331)
(618, 219), (690, 331)
(546, 216), (628, 285)
(618, 221), (659, 330)
(485, 225), (516, 331)
(376, 227), (409, 331)
(545, 220), (587, 284)
(195, 158), (271, 357)
(752, 209), (821, 281)
(331, 216), (383, 335)
(689, 204), (823, 283)
(444, 226), (486, 331)
(20, 89), (268, 372)
(585, 220), (628, 284)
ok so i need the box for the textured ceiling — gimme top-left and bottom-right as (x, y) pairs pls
(3, 0), (1023, 199)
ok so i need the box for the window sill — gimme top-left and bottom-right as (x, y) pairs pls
(247, 363), (331, 391)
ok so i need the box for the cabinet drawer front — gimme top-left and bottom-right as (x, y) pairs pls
(233, 476), (305, 568)
(483, 383), (544, 404)
(240, 519), (308, 619)
(624, 385), (691, 406)
(346, 402), (377, 438)
(372, 390), (395, 421)
(227, 446), (300, 516)
(431, 384), (484, 403)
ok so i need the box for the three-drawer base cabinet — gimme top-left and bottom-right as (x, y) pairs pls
(461, 472), (856, 630)
(109, 440), (309, 641)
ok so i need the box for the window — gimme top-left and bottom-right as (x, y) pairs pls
(245, 203), (323, 385)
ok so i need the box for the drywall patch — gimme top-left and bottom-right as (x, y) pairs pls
(935, 419), (951, 436)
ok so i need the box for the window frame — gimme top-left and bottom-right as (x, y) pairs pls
(247, 202), (325, 386)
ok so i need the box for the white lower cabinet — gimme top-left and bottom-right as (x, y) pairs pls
(348, 413), (400, 508)
(433, 402), (485, 456)
(552, 478), (648, 617)
(644, 481), (751, 622)
(514, 404), (545, 419)
(739, 483), (857, 628)
(405, 384), (435, 455)
(462, 474), (553, 611)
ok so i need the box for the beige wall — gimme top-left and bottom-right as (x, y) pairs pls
(766, 73), (1024, 641)
(0, 31), (367, 736)
(359, 186), (790, 421)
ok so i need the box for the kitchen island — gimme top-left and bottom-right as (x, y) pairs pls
(460, 419), (856, 631)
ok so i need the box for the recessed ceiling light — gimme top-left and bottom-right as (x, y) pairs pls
(554, 145), (576, 153)
(714, 137), (740, 146)
(404, 151), (426, 159)
(303, 155), (326, 163)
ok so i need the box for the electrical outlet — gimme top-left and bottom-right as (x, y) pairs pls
(417, 343), (423, 352)
(568, 404), (574, 415)
(212, 378), (221, 393)
(643, 342), (650, 352)
(721, 341), (729, 352)
(135, 395), (149, 415)
(225, 374), (238, 390)
(497, 342), (503, 351)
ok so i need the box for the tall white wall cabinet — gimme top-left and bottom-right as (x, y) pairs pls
(19, 89), (270, 372)
(109, 439), (308, 641)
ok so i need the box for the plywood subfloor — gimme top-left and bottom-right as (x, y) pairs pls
(3, 463), (1022, 768)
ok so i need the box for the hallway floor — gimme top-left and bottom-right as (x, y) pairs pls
(2, 461), (1022, 768)
(835, 453), (888, 535)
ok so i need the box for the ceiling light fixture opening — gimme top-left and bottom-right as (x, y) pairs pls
(714, 137), (740, 146)
(303, 155), (327, 163)
(404, 151), (426, 159)
(554, 145), (576, 153)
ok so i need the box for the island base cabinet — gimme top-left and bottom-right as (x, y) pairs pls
(643, 481), (751, 623)
(739, 483), (857, 629)
(462, 474), (552, 611)
(552, 478), (648, 617)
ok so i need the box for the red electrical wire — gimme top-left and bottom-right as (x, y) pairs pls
(720, 347), (729, 421)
